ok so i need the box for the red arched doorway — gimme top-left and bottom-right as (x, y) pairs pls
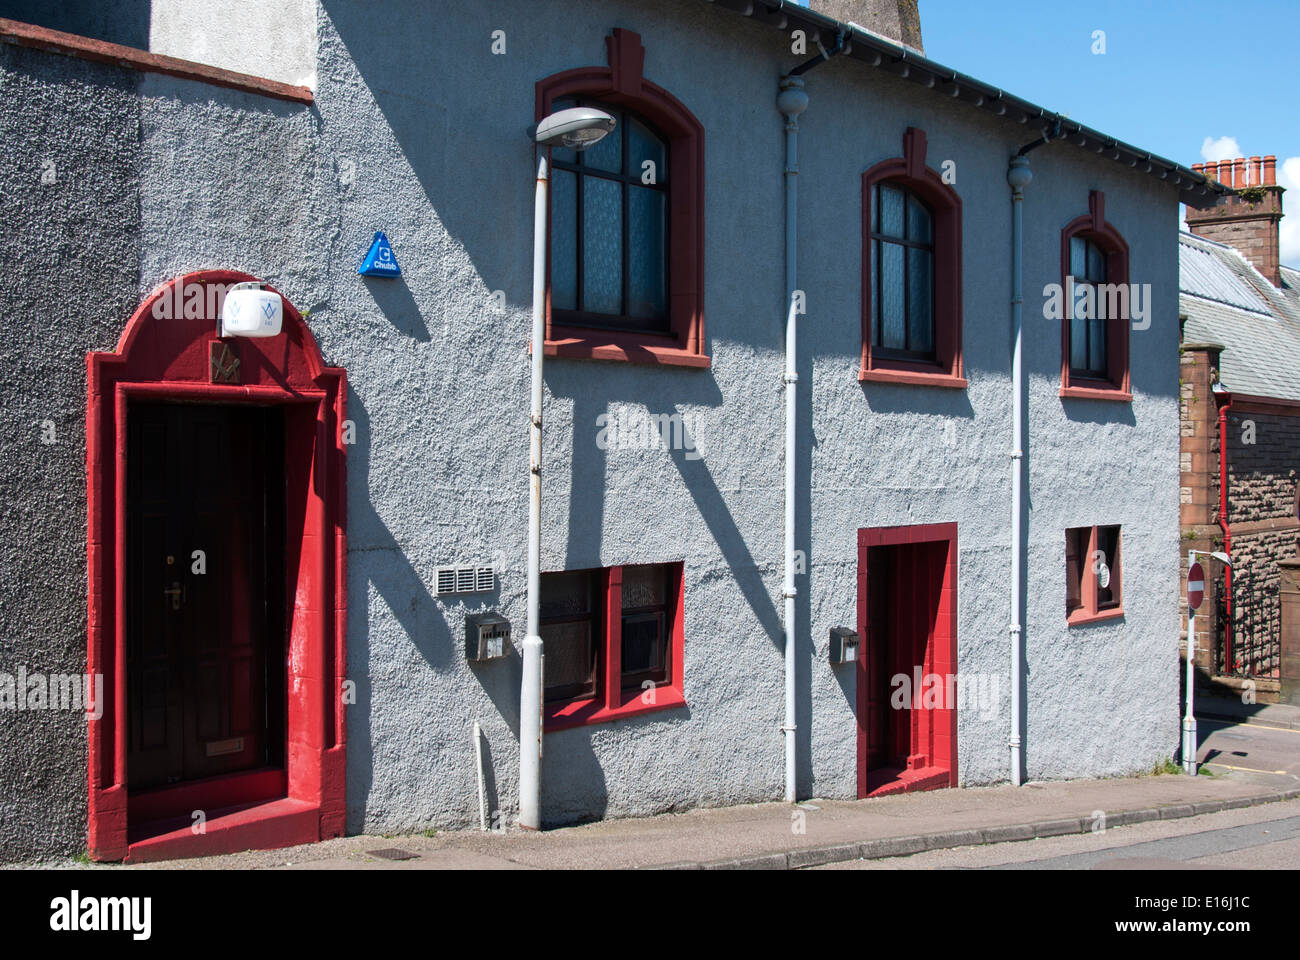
(86, 270), (347, 862)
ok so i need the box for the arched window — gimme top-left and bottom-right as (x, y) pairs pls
(537, 28), (706, 369)
(549, 98), (669, 332)
(1059, 190), (1131, 400)
(870, 182), (935, 359)
(860, 128), (964, 387)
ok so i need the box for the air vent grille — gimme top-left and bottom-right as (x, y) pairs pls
(435, 564), (495, 596)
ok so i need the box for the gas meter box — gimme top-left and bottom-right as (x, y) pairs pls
(466, 612), (511, 662)
(829, 626), (859, 665)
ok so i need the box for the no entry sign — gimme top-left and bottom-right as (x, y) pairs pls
(1188, 562), (1205, 611)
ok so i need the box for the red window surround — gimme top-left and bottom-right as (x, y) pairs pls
(536, 28), (708, 369)
(85, 270), (347, 862)
(543, 562), (687, 731)
(1066, 524), (1124, 626)
(1059, 190), (1132, 401)
(860, 127), (966, 388)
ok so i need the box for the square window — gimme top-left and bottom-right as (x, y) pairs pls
(540, 562), (686, 728)
(1066, 525), (1123, 624)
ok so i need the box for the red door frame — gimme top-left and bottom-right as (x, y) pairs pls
(856, 522), (958, 799)
(86, 270), (347, 861)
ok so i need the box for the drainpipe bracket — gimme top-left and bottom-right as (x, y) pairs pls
(781, 588), (797, 599)
(782, 372), (799, 385)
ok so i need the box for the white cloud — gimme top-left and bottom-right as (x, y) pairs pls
(1200, 135), (1243, 162)
(1278, 156), (1300, 269)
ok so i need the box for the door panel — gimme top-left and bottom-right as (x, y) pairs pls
(126, 403), (285, 791)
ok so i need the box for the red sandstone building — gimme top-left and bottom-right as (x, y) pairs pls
(1181, 154), (1300, 705)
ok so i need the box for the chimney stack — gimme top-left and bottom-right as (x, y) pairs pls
(809, 0), (923, 52)
(1188, 154), (1285, 286)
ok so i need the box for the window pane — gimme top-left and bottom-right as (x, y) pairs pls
(1070, 313), (1088, 371)
(622, 565), (666, 610)
(1070, 236), (1087, 279)
(878, 184), (905, 238)
(871, 239), (880, 344)
(1088, 315), (1107, 375)
(541, 620), (594, 695)
(879, 241), (905, 349)
(583, 112), (622, 174)
(621, 612), (664, 675)
(627, 186), (665, 319)
(551, 169), (577, 311)
(1088, 242), (1106, 283)
(627, 117), (666, 184)
(583, 176), (623, 314)
(1066, 528), (1084, 614)
(907, 194), (932, 244)
(907, 246), (933, 354)
(1097, 526), (1120, 607)
(539, 571), (589, 618)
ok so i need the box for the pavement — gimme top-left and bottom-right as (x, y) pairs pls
(21, 695), (1300, 871)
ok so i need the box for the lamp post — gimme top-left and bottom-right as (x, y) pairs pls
(519, 106), (615, 831)
(1184, 549), (1231, 775)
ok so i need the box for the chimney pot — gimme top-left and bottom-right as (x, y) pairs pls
(1263, 156), (1277, 186)
(1249, 156), (1261, 186)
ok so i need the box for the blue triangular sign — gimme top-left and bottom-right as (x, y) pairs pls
(359, 231), (401, 277)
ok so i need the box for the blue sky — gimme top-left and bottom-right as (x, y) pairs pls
(795, 0), (1300, 264)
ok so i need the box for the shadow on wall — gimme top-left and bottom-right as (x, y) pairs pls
(547, 366), (783, 649)
(0, 1), (151, 49)
(361, 274), (430, 342)
(343, 389), (521, 834)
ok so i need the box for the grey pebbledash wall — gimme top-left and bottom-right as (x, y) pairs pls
(0, 42), (142, 860)
(0, 0), (1183, 859)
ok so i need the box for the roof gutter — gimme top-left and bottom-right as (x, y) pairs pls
(702, 0), (1231, 208)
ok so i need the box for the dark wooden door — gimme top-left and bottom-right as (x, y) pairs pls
(126, 403), (285, 791)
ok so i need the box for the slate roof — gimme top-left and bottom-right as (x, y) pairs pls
(1180, 231), (1300, 402)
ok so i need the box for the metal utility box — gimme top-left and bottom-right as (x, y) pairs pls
(466, 612), (511, 662)
(829, 626), (859, 665)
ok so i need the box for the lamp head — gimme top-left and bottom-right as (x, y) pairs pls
(531, 106), (616, 150)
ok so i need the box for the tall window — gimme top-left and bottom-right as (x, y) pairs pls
(1059, 190), (1130, 400)
(550, 99), (669, 333)
(539, 562), (686, 729)
(871, 182), (935, 360)
(1069, 236), (1108, 379)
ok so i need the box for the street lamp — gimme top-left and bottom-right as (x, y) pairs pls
(519, 106), (615, 831)
(1183, 549), (1232, 775)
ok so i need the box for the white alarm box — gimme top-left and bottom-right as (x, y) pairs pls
(221, 282), (283, 338)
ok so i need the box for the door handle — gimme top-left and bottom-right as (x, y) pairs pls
(162, 582), (186, 610)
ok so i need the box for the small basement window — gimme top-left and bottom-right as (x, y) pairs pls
(540, 561), (686, 729)
(1066, 525), (1123, 625)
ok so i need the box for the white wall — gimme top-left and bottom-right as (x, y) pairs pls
(150, 0), (317, 90)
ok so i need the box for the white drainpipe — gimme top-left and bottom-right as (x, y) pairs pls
(1006, 154), (1031, 787)
(777, 75), (808, 802)
(519, 151), (548, 830)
